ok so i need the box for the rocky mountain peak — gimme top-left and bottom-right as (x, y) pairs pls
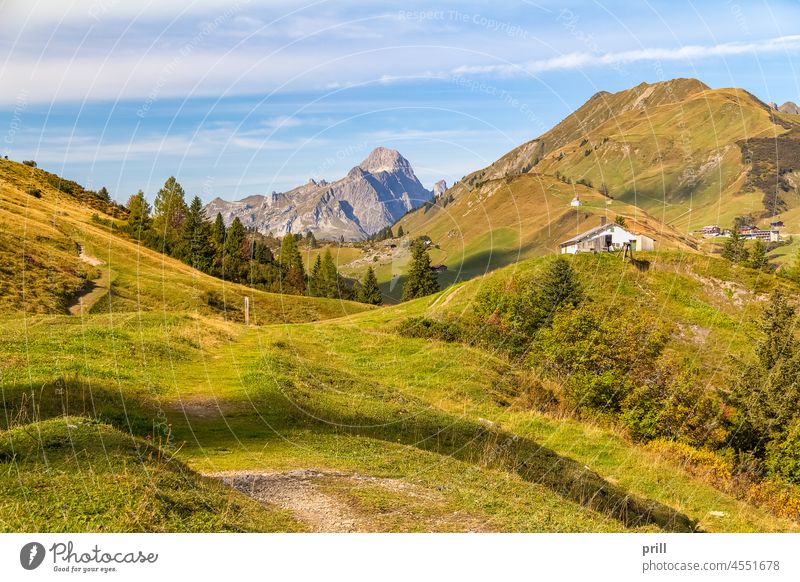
(358, 147), (409, 174)
(205, 146), (432, 242)
(433, 180), (448, 197)
(779, 101), (800, 115)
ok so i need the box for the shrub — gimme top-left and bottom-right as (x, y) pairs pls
(396, 316), (464, 343)
(621, 360), (726, 447)
(22, 160), (37, 167)
(765, 419), (800, 483)
(531, 304), (669, 413)
(26, 186), (41, 198)
(472, 257), (583, 354)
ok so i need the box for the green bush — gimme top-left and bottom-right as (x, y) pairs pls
(765, 420), (800, 483)
(396, 316), (464, 343)
(621, 361), (726, 447)
(26, 186), (41, 198)
(531, 304), (669, 413)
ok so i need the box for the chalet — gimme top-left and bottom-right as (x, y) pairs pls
(431, 264), (448, 273)
(700, 225), (721, 236)
(771, 221), (785, 228)
(560, 221), (655, 254)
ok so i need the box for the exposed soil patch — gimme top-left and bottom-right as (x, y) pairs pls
(68, 245), (109, 315)
(212, 470), (365, 532)
(210, 469), (475, 532)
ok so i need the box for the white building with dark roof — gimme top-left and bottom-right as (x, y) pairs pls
(560, 221), (655, 254)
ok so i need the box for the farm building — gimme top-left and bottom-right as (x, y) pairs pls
(560, 222), (655, 254)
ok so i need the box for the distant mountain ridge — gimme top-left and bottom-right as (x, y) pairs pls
(205, 147), (433, 241)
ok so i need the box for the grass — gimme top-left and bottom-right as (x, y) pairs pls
(2, 158), (799, 533)
(0, 417), (304, 532)
(3, 259), (795, 532)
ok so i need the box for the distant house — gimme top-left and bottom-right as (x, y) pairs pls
(560, 221), (655, 254)
(570, 196), (582, 207)
(741, 228), (780, 242)
(700, 225), (721, 236)
(770, 221), (785, 228)
(431, 264), (448, 273)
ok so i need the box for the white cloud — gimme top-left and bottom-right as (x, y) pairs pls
(452, 35), (800, 76)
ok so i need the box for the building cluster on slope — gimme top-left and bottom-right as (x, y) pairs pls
(698, 222), (783, 242)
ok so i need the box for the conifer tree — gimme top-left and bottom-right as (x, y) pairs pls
(126, 191), (151, 241)
(318, 249), (339, 298)
(222, 217), (246, 279)
(152, 176), (188, 254)
(538, 257), (584, 327)
(749, 239), (768, 270)
(253, 242), (274, 264)
(358, 266), (382, 305)
(181, 196), (213, 272)
(308, 254), (323, 296)
(280, 233), (306, 294)
(402, 239), (439, 301)
(722, 224), (748, 264)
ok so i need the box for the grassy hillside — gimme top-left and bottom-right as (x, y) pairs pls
(377, 172), (695, 300)
(0, 158), (371, 322)
(385, 78), (800, 289)
(2, 244), (798, 531)
(0, 417), (304, 532)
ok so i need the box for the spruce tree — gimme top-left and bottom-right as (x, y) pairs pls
(319, 249), (339, 298)
(152, 176), (188, 254)
(358, 266), (382, 305)
(749, 239), (768, 270)
(397, 225), (405, 237)
(280, 233), (306, 294)
(538, 257), (584, 327)
(126, 191), (151, 241)
(402, 239), (439, 301)
(223, 217), (246, 279)
(308, 255), (323, 296)
(210, 213), (227, 276)
(722, 224), (748, 264)
(254, 242), (274, 264)
(181, 196), (213, 272)
(733, 291), (800, 451)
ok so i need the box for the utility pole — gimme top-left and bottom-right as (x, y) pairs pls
(244, 296), (250, 326)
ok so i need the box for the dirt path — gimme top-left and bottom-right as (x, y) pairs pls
(211, 469), (438, 532)
(212, 470), (360, 532)
(68, 245), (110, 316)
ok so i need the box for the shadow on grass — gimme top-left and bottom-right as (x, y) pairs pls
(170, 354), (696, 532)
(1, 378), (162, 438)
(380, 244), (538, 303)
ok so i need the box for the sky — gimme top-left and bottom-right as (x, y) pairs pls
(1, 0), (799, 203)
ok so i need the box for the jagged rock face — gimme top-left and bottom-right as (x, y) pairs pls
(432, 180), (448, 197)
(780, 101), (800, 115)
(205, 147), (432, 241)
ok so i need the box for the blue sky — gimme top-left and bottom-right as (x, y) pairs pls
(1, 0), (799, 203)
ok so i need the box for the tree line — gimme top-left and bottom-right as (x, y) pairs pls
(124, 177), (442, 305)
